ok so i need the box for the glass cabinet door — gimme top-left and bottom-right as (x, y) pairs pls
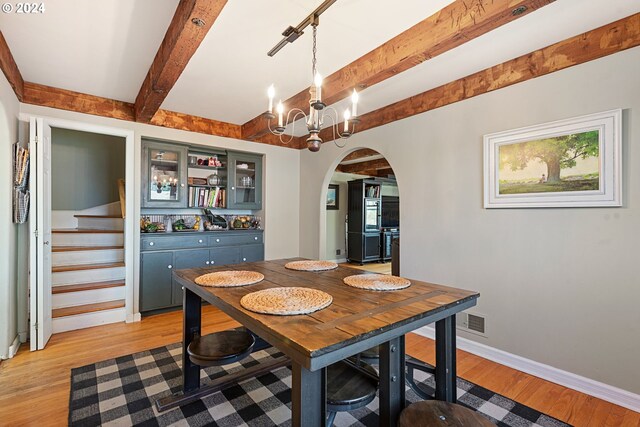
(228, 153), (262, 209)
(142, 141), (188, 208)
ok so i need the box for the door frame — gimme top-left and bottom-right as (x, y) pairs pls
(22, 114), (137, 334)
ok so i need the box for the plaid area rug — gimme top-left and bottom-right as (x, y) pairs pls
(69, 343), (571, 427)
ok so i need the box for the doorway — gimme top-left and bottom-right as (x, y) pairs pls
(27, 117), (134, 350)
(323, 148), (399, 274)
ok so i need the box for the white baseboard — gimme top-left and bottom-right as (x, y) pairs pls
(331, 258), (348, 263)
(126, 313), (141, 323)
(2, 335), (22, 359)
(414, 326), (640, 413)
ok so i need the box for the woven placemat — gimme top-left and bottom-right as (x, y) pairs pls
(240, 287), (333, 315)
(195, 271), (264, 287)
(284, 260), (338, 271)
(343, 274), (411, 291)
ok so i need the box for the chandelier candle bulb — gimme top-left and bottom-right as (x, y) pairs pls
(267, 85), (275, 113)
(276, 101), (284, 128)
(344, 109), (350, 132)
(351, 89), (359, 117)
(314, 73), (322, 102)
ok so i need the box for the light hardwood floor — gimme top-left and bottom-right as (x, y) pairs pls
(0, 306), (638, 426)
(344, 261), (392, 274)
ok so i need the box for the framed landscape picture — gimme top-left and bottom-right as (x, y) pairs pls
(326, 184), (339, 210)
(484, 109), (622, 208)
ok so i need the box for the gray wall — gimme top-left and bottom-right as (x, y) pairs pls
(325, 172), (361, 260)
(0, 71), (20, 358)
(300, 47), (640, 394)
(51, 128), (125, 210)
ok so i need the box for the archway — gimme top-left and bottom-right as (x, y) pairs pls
(320, 148), (399, 272)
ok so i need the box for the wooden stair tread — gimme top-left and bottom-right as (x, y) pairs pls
(52, 281), (125, 294)
(52, 300), (125, 318)
(53, 245), (124, 252)
(53, 229), (123, 234)
(74, 215), (123, 218)
(52, 262), (125, 273)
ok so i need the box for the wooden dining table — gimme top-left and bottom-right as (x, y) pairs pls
(160, 258), (479, 427)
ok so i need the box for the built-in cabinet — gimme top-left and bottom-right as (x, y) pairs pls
(227, 152), (263, 210)
(140, 231), (264, 312)
(347, 179), (382, 264)
(141, 140), (263, 210)
(141, 141), (189, 208)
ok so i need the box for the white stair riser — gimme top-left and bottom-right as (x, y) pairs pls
(53, 233), (123, 247)
(52, 286), (125, 309)
(52, 308), (126, 334)
(53, 267), (125, 285)
(53, 249), (124, 267)
(76, 217), (124, 230)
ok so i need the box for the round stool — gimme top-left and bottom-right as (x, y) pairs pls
(187, 330), (255, 367)
(399, 401), (494, 427)
(326, 361), (379, 426)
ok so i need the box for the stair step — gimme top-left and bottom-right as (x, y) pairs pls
(53, 245), (124, 253)
(52, 300), (125, 318)
(52, 280), (125, 294)
(53, 228), (123, 234)
(74, 215), (122, 218)
(52, 262), (125, 273)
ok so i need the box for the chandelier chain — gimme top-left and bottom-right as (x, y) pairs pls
(312, 24), (317, 79)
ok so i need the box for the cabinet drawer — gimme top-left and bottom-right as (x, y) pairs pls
(142, 235), (209, 250)
(209, 232), (262, 246)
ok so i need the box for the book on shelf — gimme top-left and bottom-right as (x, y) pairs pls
(189, 187), (226, 208)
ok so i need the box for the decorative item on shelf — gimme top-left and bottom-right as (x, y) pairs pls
(208, 173), (223, 186)
(263, 3), (359, 152)
(188, 177), (208, 186)
(195, 155), (224, 167)
(188, 155), (198, 166)
(140, 216), (165, 233)
(237, 163), (249, 169)
(240, 176), (253, 187)
(230, 215), (257, 230)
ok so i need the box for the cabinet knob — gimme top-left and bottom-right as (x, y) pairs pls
(254, 236), (258, 240)
(181, 286), (184, 290)
(180, 183), (185, 187)
(149, 242), (154, 246)
(167, 265), (172, 269)
(210, 260), (215, 264)
(198, 239), (203, 243)
(242, 257), (247, 262)
(205, 261), (210, 265)
(231, 186), (235, 190)
(216, 238), (220, 242)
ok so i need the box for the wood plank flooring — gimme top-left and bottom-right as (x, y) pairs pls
(0, 306), (637, 426)
(344, 261), (392, 275)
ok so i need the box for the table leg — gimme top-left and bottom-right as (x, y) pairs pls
(435, 314), (457, 403)
(380, 336), (406, 427)
(291, 363), (326, 427)
(182, 287), (202, 393)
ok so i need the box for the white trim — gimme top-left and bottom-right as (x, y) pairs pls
(414, 326), (640, 412)
(20, 114), (138, 329)
(3, 335), (22, 359)
(126, 313), (141, 323)
(329, 258), (348, 263)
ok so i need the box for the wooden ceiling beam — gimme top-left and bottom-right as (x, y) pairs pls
(0, 31), (24, 101)
(309, 13), (640, 146)
(134, 0), (227, 123)
(339, 158), (390, 174)
(340, 148), (380, 162)
(22, 82), (243, 139)
(240, 0), (555, 141)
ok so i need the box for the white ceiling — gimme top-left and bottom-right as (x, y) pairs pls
(1, 0), (639, 128)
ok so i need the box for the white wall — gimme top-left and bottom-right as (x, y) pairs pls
(19, 102), (301, 318)
(0, 73), (20, 358)
(299, 47), (640, 394)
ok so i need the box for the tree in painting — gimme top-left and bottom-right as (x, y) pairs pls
(500, 130), (599, 182)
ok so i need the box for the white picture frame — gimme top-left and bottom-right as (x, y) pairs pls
(483, 109), (622, 208)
